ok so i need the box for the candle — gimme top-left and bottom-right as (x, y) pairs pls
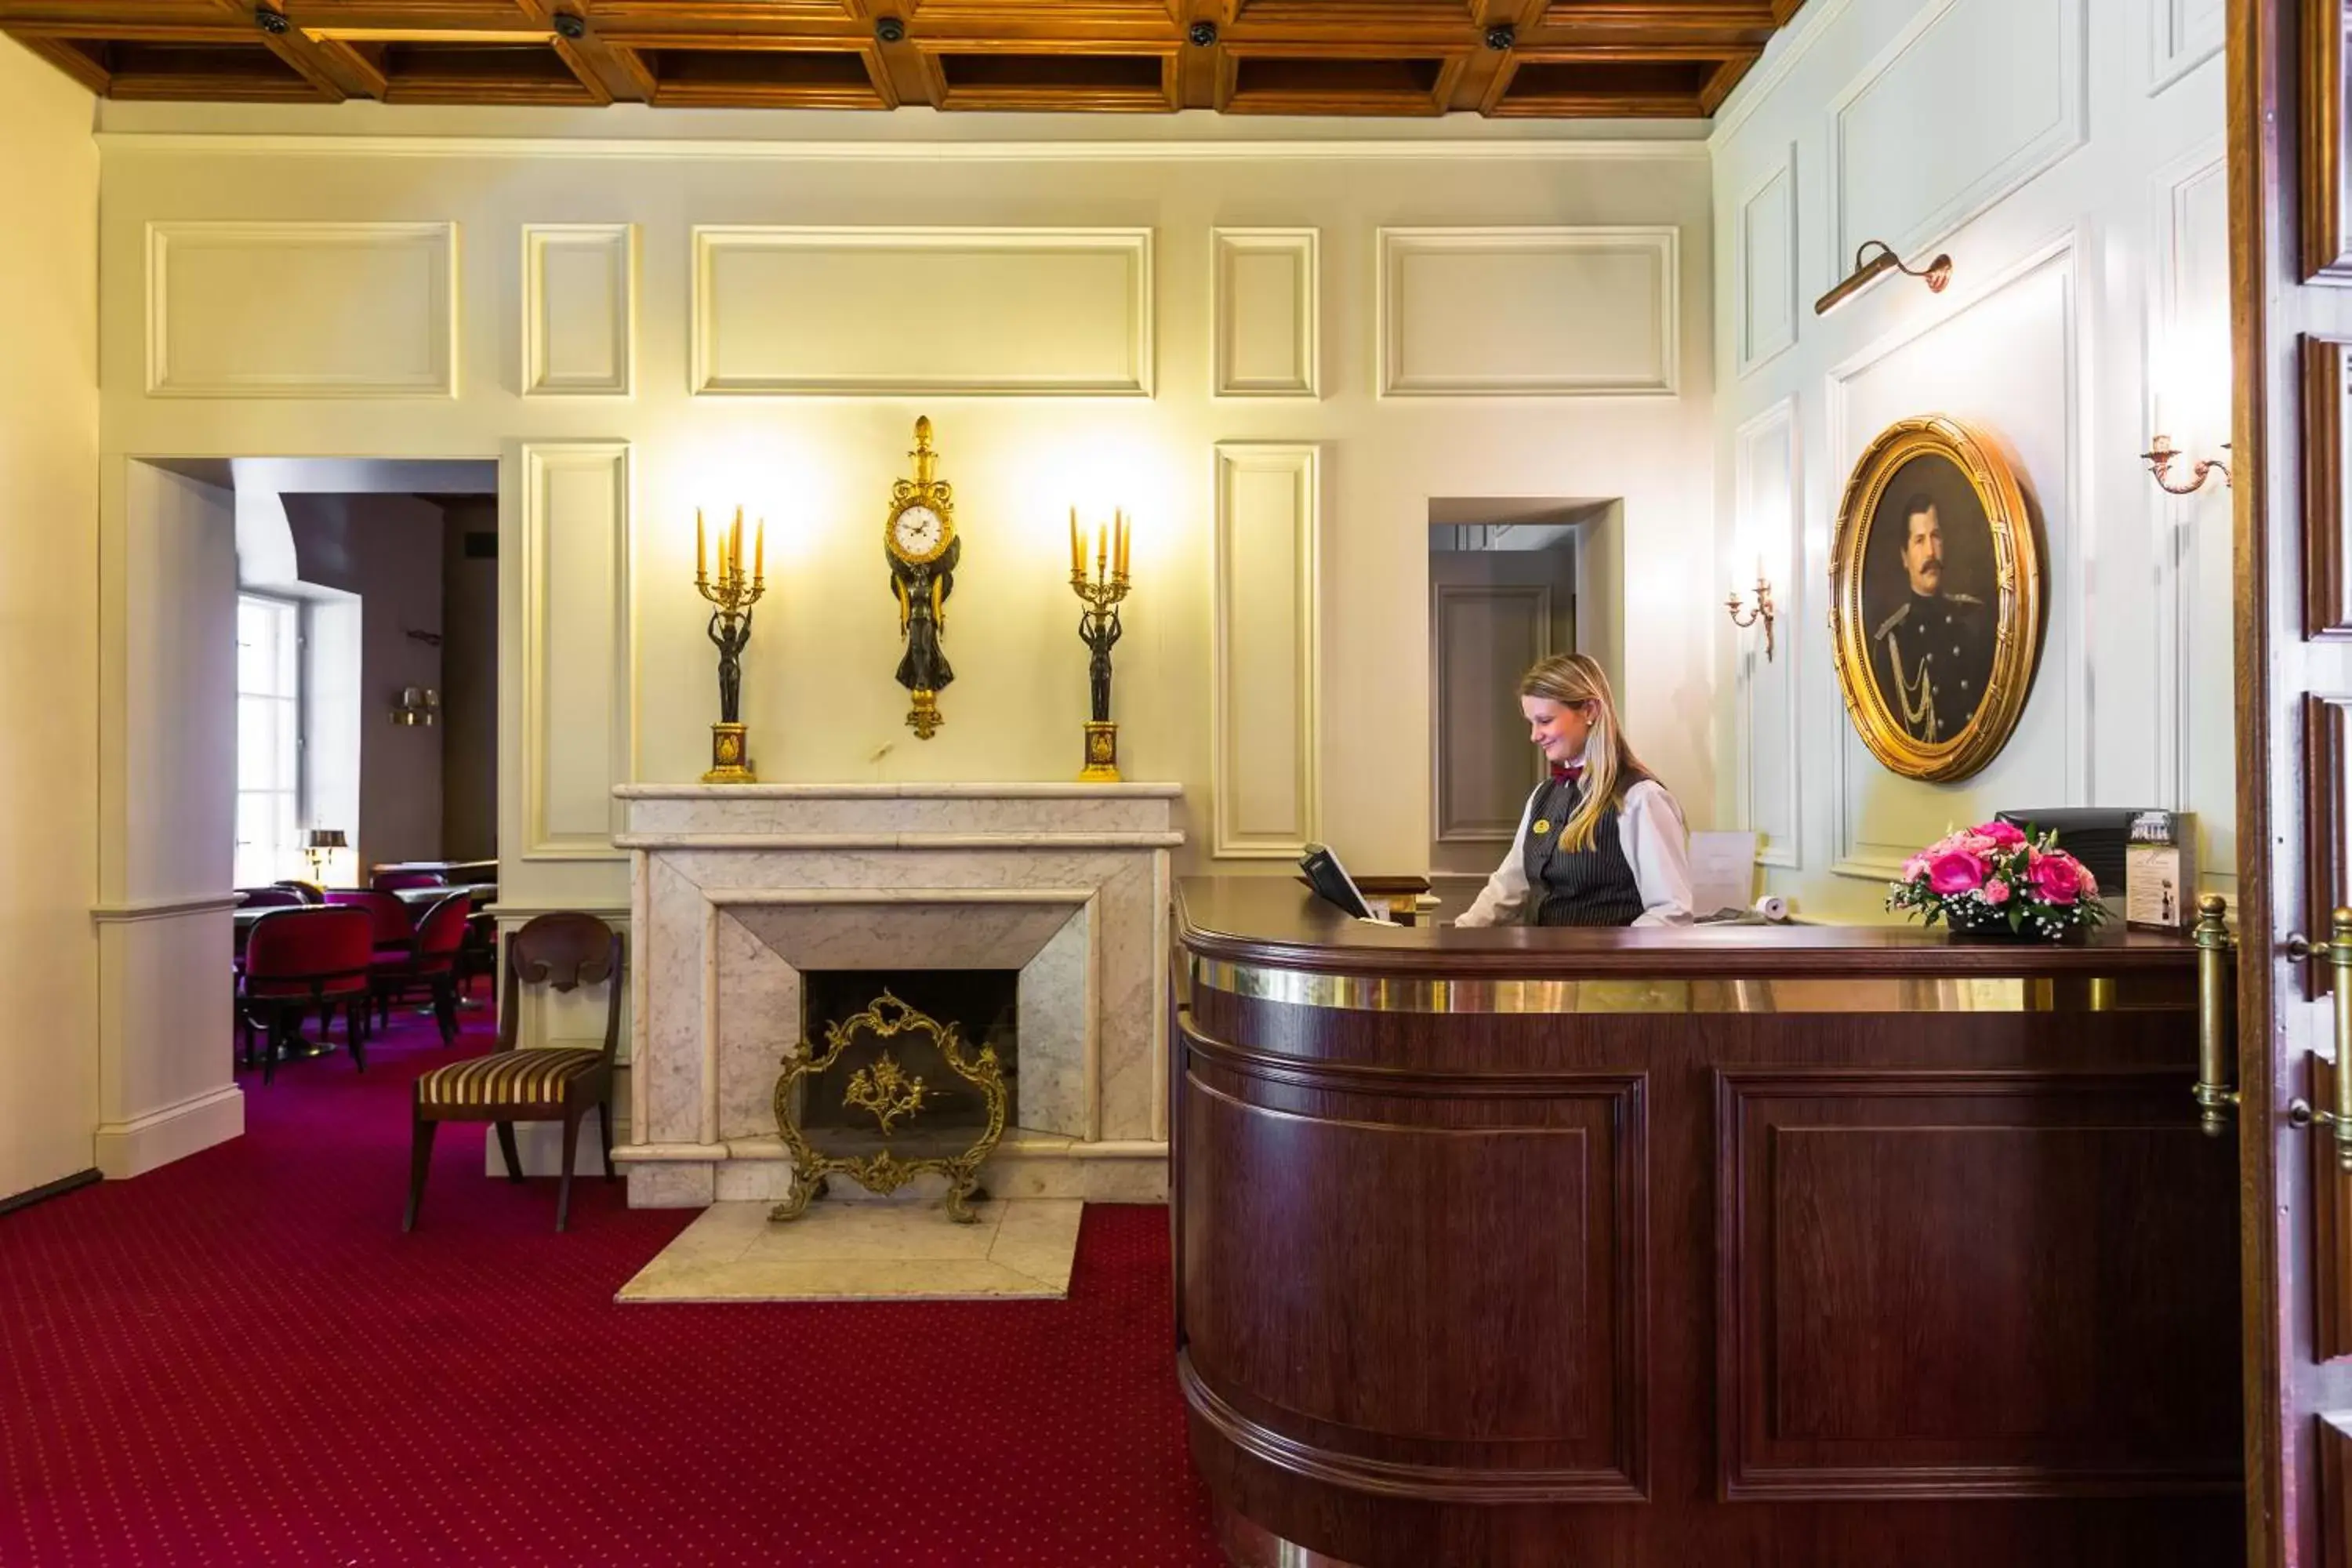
(1070, 506), (1082, 576)
(730, 506), (745, 583)
(754, 517), (765, 584)
(1096, 521), (1107, 579)
(1116, 510), (1130, 578)
(696, 507), (707, 587)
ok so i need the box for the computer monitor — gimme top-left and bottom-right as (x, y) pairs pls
(1991, 808), (2140, 900)
(1298, 843), (1378, 921)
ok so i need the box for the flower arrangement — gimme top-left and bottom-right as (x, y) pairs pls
(1885, 820), (2107, 939)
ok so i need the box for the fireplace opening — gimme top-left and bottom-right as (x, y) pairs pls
(798, 969), (1019, 1135)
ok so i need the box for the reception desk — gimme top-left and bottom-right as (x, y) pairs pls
(1172, 879), (2242, 1568)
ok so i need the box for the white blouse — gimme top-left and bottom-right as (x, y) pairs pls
(1455, 773), (1696, 929)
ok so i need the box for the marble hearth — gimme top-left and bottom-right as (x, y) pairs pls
(612, 783), (1181, 1208)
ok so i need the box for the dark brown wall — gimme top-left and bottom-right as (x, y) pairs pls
(437, 498), (497, 864)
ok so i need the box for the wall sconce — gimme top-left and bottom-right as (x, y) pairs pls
(1726, 576), (1777, 661)
(391, 687), (439, 727)
(2142, 434), (2231, 495)
(302, 827), (347, 883)
(1814, 240), (1953, 315)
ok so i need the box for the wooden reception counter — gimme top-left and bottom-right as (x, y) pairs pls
(1171, 879), (2242, 1568)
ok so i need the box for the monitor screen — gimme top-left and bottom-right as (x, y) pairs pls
(1991, 808), (2141, 900)
(1298, 843), (1376, 921)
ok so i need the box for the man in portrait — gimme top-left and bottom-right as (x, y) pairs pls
(1871, 494), (1994, 743)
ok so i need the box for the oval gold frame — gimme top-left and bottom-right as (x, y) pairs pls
(1828, 416), (2043, 782)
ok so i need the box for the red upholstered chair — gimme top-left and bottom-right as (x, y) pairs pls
(238, 907), (373, 1083)
(405, 913), (623, 1234)
(327, 890), (418, 1026)
(370, 891), (470, 1042)
(372, 869), (446, 893)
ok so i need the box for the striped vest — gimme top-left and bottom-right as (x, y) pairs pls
(1520, 771), (1647, 928)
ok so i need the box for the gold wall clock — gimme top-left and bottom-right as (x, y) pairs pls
(885, 417), (960, 738)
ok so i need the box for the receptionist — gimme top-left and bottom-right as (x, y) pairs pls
(1455, 653), (1696, 928)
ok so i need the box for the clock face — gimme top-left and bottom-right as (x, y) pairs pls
(892, 503), (946, 560)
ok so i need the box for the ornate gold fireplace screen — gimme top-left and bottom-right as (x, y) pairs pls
(770, 990), (1007, 1225)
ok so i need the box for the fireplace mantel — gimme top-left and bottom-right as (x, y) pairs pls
(613, 782), (1182, 1208)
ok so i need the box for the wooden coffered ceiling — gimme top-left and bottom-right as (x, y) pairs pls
(0, 1), (1798, 117)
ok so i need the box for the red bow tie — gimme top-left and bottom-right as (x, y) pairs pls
(1551, 763), (1584, 782)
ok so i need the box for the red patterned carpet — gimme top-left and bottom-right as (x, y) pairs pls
(0, 1008), (1221, 1567)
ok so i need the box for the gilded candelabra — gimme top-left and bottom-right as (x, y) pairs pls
(696, 506), (766, 783)
(1069, 508), (1131, 782)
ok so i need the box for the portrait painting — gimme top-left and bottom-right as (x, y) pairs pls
(1828, 416), (2044, 782)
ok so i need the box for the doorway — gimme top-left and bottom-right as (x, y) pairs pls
(1426, 499), (1610, 887)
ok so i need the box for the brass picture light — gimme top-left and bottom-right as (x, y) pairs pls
(1814, 240), (1953, 315)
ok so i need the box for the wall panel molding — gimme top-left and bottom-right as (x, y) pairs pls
(1212, 443), (1321, 858)
(146, 221), (458, 398)
(2310, 336), (2352, 637)
(523, 223), (635, 397)
(2147, 0), (2223, 94)
(1733, 396), (1801, 869)
(1212, 227), (1319, 399)
(691, 226), (1154, 396)
(2307, 0), (2352, 281)
(1716, 1068), (2241, 1500)
(1823, 234), (2081, 880)
(1733, 147), (1798, 378)
(1827, 0), (2085, 268)
(520, 442), (633, 862)
(1376, 227), (1679, 397)
(2148, 143), (2230, 883)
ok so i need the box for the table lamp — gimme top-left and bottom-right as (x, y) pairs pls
(302, 828), (347, 884)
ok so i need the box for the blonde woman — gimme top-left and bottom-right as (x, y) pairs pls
(1456, 654), (1695, 928)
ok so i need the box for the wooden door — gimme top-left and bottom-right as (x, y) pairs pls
(2236, 0), (2352, 1559)
(1426, 544), (1576, 877)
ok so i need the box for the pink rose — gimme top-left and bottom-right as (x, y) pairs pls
(1959, 833), (2000, 858)
(1926, 849), (1987, 895)
(1983, 879), (2011, 906)
(1901, 855), (1931, 882)
(1979, 821), (2027, 848)
(2027, 851), (2084, 905)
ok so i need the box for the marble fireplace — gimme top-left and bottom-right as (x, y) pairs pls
(612, 783), (1181, 1208)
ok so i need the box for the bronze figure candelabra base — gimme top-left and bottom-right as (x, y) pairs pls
(702, 721), (756, 785)
(908, 688), (942, 740)
(1081, 720), (1120, 782)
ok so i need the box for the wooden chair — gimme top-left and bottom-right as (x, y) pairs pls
(238, 907), (373, 1083)
(404, 913), (622, 1234)
(369, 891), (470, 1041)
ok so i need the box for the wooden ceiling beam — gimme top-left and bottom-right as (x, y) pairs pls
(6, 0), (1801, 116)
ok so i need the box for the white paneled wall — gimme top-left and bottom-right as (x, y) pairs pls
(1211, 441), (1322, 858)
(1711, 0), (2229, 920)
(523, 224), (636, 397)
(94, 116), (1721, 902)
(689, 226), (1155, 396)
(84, 112), (1720, 1172)
(146, 222), (459, 398)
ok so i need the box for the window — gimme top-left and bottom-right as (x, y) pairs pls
(234, 594), (303, 888)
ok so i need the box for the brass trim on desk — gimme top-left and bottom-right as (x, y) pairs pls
(1188, 958), (2186, 1014)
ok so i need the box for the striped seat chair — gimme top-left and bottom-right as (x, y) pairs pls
(405, 912), (623, 1234)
